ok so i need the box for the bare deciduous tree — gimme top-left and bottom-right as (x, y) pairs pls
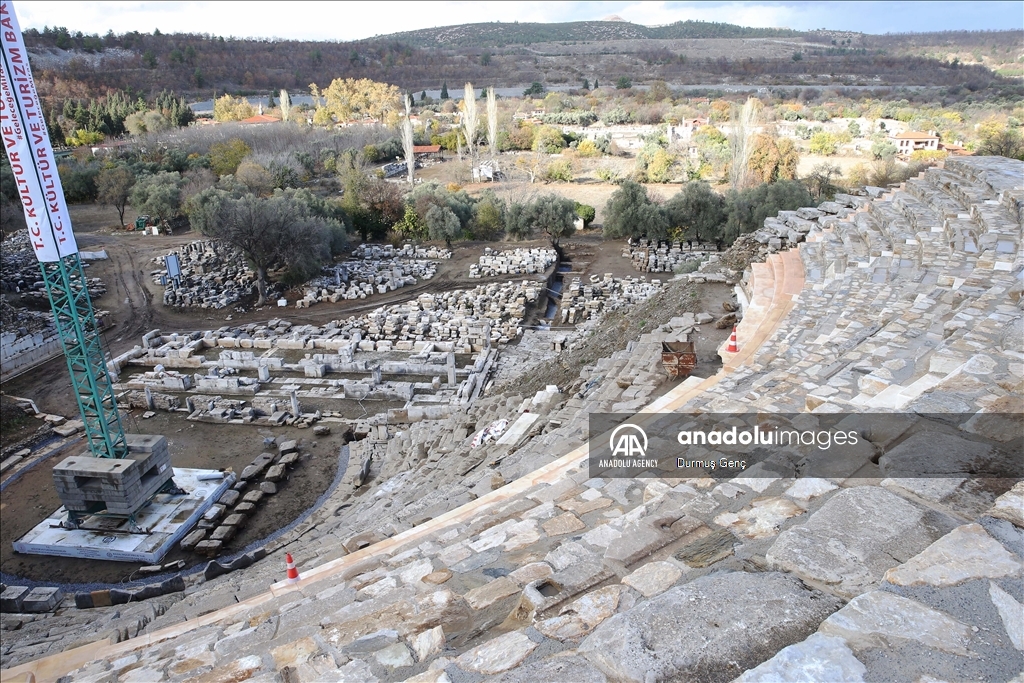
(402, 95), (415, 185)
(280, 89), (290, 123)
(729, 97), (759, 191)
(463, 82), (478, 159)
(487, 86), (498, 158)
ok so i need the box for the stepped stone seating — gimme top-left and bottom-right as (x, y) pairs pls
(3, 158), (1021, 683)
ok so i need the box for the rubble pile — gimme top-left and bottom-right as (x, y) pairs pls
(352, 243), (451, 260)
(0, 299), (53, 336)
(111, 283), (533, 369)
(155, 241), (454, 310)
(1, 232), (106, 300)
(295, 257), (440, 307)
(469, 247), (557, 278)
(154, 241), (260, 309)
(625, 239), (709, 272)
(356, 281), (539, 345)
(560, 274), (662, 325)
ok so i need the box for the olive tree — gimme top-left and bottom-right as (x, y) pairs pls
(663, 181), (726, 245)
(426, 204), (461, 247)
(96, 163), (136, 227)
(525, 194), (577, 247)
(189, 190), (342, 305)
(602, 180), (667, 240)
(130, 171), (182, 224)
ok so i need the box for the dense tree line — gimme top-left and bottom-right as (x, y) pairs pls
(603, 179), (815, 248)
(53, 89), (193, 145)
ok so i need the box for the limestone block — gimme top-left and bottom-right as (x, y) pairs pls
(242, 490), (265, 505)
(194, 539), (223, 556)
(0, 585), (29, 612)
(455, 631), (538, 675)
(988, 482), (1024, 528)
(222, 513), (246, 528)
(883, 523), (1021, 587)
(487, 654), (608, 683)
(621, 561), (682, 597)
(464, 577), (520, 610)
(422, 570), (452, 585)
(767, 486), (954, 598)
(713, 497), (805, 540)
(579, 572), (841, 683)
(734, 633), (866, 683)
(180, 529), (206, 551)
(541, 512), (586, 537)
(409, 625), (445, 662)
(989, 581), (1024, 651)
(604, 515), (703, 567)
(535, 585), (621, 641)
(819, 590), (973, 656)
(375, 642), (415, 668)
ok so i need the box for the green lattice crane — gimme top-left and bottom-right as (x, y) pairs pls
(40, 256), (130, 459)
(2, 4), (128, 460)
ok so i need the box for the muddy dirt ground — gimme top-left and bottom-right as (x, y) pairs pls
(0, 412), (347, 587)
(1, 201), (723, 587)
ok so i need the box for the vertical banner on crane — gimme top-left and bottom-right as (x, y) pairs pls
(0, 0), (78, 262)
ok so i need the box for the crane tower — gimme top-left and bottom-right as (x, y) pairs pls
(3, 2), (179, 532)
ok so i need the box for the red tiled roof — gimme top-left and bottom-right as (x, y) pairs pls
(413, 145), (442, 153)
(241, 114), (281, 124)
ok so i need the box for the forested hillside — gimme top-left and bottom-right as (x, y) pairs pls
(22, 21), (1021, 109)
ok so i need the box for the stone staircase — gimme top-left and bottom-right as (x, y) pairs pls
(3, 157), (1022, 683)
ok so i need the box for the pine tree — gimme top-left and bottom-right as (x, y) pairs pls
(47, 108), (63, 148)
(420, 90), (427, 102)
(440, 81), (449, 99)
(594, 79), (599, 89)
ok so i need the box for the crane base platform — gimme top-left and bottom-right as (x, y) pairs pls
(13, 468), (234, 563)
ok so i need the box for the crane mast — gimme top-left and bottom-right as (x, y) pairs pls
(1, 4), (128, 460)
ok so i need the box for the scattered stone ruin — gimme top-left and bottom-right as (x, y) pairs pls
(353, 244), (452, 261)
(1, 297), (110, 383)
(1, 232), (107, 301)
(2, 157), (1022, 683)
(625, 239), (711, 273)
(156, 241), (454, 309)
(295, 256), (441, 308)
(154, 240), (256, 309)
(559, 274), (662, 324)
(469, 247), (557, 278)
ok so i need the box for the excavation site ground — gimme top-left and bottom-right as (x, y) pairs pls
(1, 200), (731, 587)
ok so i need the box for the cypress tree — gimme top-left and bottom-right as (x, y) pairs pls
(47, 108), (63, 148)
(440, 81), (449, 99)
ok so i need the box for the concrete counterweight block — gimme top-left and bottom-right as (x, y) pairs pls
(52, 435), (174, 518)
(0, 586), (29, 613)
(21, 587), (65, 613)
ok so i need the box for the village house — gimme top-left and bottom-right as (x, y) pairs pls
(889, 130), (939, 156)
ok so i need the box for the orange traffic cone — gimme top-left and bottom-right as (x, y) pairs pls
(285, 553), (299, 583)
(726, 326), (738, 353)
